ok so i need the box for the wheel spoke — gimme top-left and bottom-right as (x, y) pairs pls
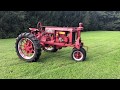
(18, 38), (35, 59)
(22, 38), (27, 43)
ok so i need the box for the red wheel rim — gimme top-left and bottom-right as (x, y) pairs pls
(73, 50), (83, 61)
(18, 38), (35, 59)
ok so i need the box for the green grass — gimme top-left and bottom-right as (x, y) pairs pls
(0, 31), (120, 79)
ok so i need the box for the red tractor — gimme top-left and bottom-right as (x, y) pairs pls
(15, 22), (86, 62)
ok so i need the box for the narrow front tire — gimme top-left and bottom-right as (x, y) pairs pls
(71, 48), (86, 61)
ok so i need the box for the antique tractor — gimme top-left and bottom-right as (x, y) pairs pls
(15, 22), (86, 62)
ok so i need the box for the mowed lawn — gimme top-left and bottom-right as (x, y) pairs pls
(0, 31), (120, 79)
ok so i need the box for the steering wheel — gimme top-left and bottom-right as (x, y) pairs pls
(37, 22), (42, 31)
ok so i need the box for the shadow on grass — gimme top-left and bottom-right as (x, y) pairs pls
(37, 49), (73, 63)
(37, 48), (90, 65)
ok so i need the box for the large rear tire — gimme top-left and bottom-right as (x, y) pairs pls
(15, 32), (41, 62)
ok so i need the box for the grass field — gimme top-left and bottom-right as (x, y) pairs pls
(0, 31), (120, 79)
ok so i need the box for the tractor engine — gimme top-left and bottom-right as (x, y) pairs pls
(44, 29), (54, 41)
(56, 31), (69, 43)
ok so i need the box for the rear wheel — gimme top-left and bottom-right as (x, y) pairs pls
(71, 48), (86, 61)
(15, 32), (41, 62)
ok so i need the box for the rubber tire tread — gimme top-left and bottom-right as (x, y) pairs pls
(15, 32), (41, 62)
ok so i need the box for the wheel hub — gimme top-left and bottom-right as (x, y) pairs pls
(73, 50), (83, 61)
(18, 38), (35, 59)
(74, 52), (82, 59)
(23, 41), (34, 54)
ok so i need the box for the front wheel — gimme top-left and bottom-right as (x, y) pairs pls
(71, 48), (86, 61)
(15, 32), (41, 62)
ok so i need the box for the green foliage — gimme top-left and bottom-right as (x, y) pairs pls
(0, 11), (120, 38)
(0, 11), (26, 38)
(0, 31), (120, 79)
